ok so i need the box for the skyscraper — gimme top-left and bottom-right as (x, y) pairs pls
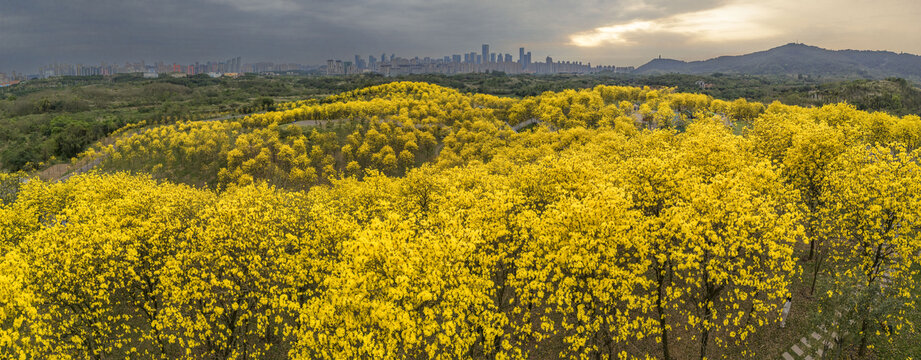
(519, 47), (525, 64)
(482, 44), (489, 64)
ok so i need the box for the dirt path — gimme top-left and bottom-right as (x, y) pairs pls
(47, 113), (550, 183)
(47, 112), (264, 183)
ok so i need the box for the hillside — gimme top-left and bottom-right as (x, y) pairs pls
(810, 78), (921, 115)
(2, 82), (921, 359)
(9, 72), (921, 174)
(635, 43), (921, 82)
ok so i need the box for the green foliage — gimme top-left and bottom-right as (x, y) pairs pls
(5, 72), (921, 172)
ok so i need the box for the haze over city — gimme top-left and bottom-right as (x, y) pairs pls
(2, 0), (921, 73)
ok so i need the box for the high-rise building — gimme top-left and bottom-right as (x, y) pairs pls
(20, 44), (598, 78)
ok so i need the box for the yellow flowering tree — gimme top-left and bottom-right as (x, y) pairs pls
(820, 144), (921, 356)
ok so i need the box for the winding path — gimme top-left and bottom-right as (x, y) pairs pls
(50, 112), (555, 183)
(50, 112), (263, 182)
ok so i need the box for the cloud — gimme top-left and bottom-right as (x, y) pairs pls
(570, 2), (780, 47)
(204, 0), (301, 12)
(0, 0), (731, 72)
(1, 0), (920, 73)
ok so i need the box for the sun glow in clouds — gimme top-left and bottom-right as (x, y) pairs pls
(571, 3), (781, 47)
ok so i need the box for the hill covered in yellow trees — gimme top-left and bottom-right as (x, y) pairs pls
(1, 82), (920, 359)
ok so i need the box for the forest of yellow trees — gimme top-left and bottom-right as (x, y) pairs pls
(1, 82), (919, 359)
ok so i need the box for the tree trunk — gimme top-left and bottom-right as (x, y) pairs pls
(700, 282), (712, 360)
(656, 275), (671, 360)
(700, 324), (710, 360)
(857, 318), (869, 357)
(807, 238), (815, 261)
(809, 252), (824, 296)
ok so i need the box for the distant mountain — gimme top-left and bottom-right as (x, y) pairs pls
(634, 43), (921, 82)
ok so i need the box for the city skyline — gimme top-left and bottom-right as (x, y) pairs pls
(325, 44), (624, 76)
(2, 1), (920, 75)
(16, 43), (632, 79)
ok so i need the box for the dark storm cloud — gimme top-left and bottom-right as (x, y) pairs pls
(0, 0), (726, 72)
(4, 0), (918, 74)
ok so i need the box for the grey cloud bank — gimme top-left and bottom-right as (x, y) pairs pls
(2, 0), (919, 73)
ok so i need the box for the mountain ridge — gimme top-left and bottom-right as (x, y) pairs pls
(634, 43), (921, 81)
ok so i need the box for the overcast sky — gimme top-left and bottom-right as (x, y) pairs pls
(2, 0), (921, 73)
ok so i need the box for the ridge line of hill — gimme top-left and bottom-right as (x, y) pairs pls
(634, 43), (921, 82)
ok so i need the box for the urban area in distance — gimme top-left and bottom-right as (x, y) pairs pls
(0, 44), (630, 85)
